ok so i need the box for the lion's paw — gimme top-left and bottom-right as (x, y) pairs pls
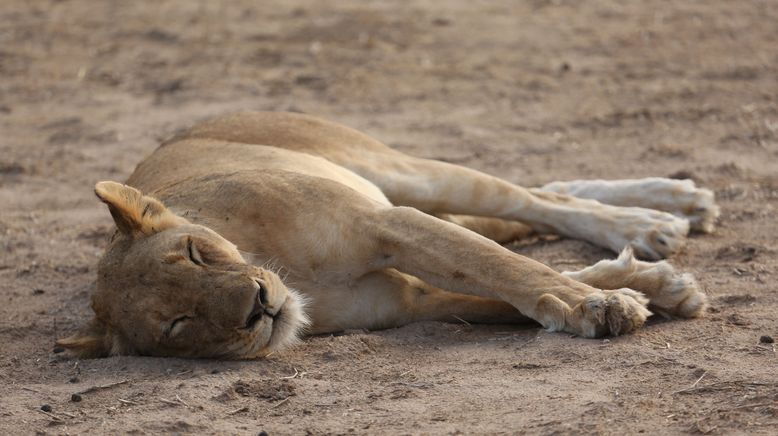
(632, 260), (708, 319)
(578, 289), (651, 337)
(541, 177), (719, 234)
(563, 247), (708, 319)
(536, 289), (651, 338)
(666, 180), (719, 234)
(603, 207), (690, 260)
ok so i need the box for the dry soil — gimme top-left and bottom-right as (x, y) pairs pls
(1, 0), (777, 434)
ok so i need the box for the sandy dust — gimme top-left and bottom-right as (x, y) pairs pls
(1, 0), (777, 434)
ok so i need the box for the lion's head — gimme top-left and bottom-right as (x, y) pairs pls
(56, 182), (309, 359)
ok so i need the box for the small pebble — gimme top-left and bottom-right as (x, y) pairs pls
(40, 404), (52, 412)
(68, 376), (79, 383)
(52, 346), (65, 354)
(210, 369), (220, 374)
(32, 289), (45, 295)
(759, 335), (774, 344)
(258, 431), (269, 436)
(71, 393), (82, 402)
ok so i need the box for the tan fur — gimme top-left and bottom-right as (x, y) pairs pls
(562, 247), (707, 319)
(58, 112), (714, 359)
(94, 181), (187, 236)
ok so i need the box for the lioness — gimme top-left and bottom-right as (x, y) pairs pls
(57, 112), (716, 359)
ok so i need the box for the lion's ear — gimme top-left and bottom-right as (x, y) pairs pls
(55, 318), (113, 358)
(95, 181), (186, 236)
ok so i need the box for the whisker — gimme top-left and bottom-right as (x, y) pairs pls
(237, 250), (295, 285)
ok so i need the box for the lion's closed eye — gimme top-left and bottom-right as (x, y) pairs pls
(187, 238), (206, 266)
(165, 315), (191, 338)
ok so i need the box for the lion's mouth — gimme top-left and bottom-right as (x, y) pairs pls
(245, 311), (265, 329)
(244, 299), (278, 330)
(264, 291), (309, 353)
(236, 288), (309, 359)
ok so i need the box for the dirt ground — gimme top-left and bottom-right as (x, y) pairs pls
(1, 0), (777, 434)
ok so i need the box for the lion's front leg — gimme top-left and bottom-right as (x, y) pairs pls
(371, 207), (650, 338)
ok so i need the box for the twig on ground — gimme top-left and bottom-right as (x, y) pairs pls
(159, 395), (190, 407)
(36, 409), (61, 421)
(118, 398), (138, 405)
(690, 372), (707, 389)
(280, 367), (299, 379)
(21, 386), (40, 393)
(75, 379), (129, 395)
(554, 259), (582, 265)
(175, 395), (189, 407)
(673, 371), (706, 394)
(160, 398), (180, 407)
(271, 398), (290, 409)
(650, 341), (671, 349)
(226, 406), (249, 415)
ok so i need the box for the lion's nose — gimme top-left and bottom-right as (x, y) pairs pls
(255, 279), (269, 306)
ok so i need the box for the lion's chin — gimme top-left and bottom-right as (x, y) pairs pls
(251, 288), (310, 358)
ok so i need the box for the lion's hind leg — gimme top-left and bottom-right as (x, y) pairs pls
(305, 269), (530, 334)
(562, 247), (707, 319)
(436, 214), (534, 243)
(540, 178), (719, 233)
